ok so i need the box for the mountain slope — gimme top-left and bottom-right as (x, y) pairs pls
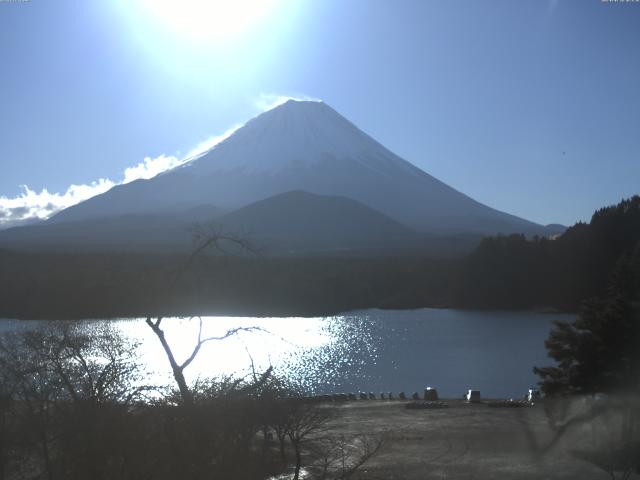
(0, 213), (192, 252)
(0, 191), (436, 255)
(49, 100), (550, 236)
(217, 190), (426, 254)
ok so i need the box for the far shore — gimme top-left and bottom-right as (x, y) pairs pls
(2, 304), (577, 322)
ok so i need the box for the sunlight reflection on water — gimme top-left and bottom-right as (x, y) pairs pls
(109, 316), (342, 390)
(0, 309), (572, 398)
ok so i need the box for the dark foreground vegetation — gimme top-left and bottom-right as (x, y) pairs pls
(0, 323), (383, 480)
(534, 237), (640, 397)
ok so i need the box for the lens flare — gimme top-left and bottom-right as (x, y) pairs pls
(141, 0), (278, 43)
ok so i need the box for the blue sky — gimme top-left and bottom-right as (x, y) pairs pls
(0, 0), (638, 227)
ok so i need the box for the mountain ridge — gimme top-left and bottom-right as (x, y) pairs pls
(41, 99), (560, 240)
(0, 189), (488, 256)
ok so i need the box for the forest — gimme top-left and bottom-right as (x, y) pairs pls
(0, 251), (457, 319)
(0, 196), (638, 320)
(455, 195), (640, 311)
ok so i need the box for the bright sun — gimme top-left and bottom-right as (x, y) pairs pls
(141, 0), (278, 43)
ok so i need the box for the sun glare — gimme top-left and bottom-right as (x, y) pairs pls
(141, 0), (278, 43)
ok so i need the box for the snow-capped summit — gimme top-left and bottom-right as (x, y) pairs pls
(183, 100), (418, 177)
(48, 99), (551, 236)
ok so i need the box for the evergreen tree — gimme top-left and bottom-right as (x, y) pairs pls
(534, 242), (640, 395)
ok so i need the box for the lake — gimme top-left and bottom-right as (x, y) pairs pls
(0, 308), (572, 398)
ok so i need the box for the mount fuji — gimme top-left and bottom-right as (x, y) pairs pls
(1, 100), (562, 254)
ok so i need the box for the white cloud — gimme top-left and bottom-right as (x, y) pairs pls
(0, 123), (247, 229)
(0, 179), (115, 229)
(122, 154), (184, 184)
(0, 95), (318, 230)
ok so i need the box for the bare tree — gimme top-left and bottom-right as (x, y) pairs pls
(145, 316), (261, 406)
(311, 433), (386, 480)
(0, 323), (147, 480)
(178, 222), (259, 277)
(284, 402), (334, 480)
(146, 224), (263, 406)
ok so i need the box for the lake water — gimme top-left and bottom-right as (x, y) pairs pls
(0, 309), (572, 398)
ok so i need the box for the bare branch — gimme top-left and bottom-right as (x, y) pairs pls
(246, 346), (258, 383)
(145, 223), (262, 405)
(179, 317), (204, 371)
(172, 223), (261, 280)
(180, 325), (264, 371)
(200, 326), (265, 344)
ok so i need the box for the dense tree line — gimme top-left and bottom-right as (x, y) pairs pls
(0, 253), (457, 319)
(456, 196), (640, 311)
(1, 196), (638, 320)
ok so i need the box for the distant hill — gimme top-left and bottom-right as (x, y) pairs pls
(0, 216), (44, 231)
(216, 190), (426, 254)
(0, 213), (193, 253)
(0, 190), (480, 256)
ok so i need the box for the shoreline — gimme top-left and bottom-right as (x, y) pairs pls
(3, 304), (577, 322)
